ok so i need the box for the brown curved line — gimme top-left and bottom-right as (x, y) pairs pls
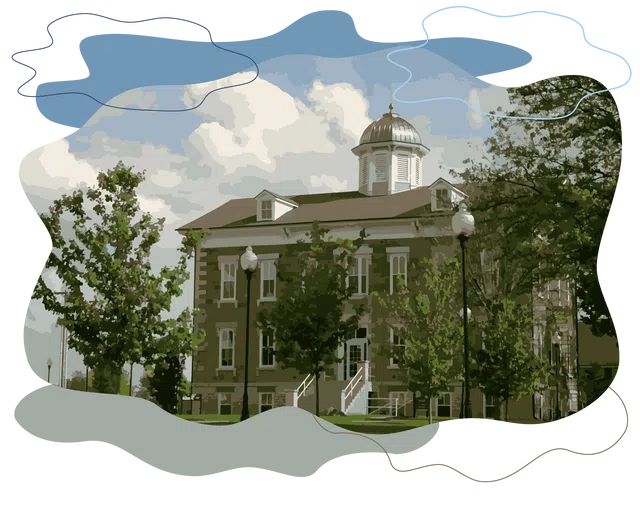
(313, 390), (631, 485)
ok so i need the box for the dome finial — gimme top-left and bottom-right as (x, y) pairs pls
(388, 102), (394, 114)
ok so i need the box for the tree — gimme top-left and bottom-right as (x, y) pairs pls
(472, 299), (547, 422)
(582, 363), (611, 406)
(66, 370), (87, 391)
(135, 370), (154, 401)
(377, 257), (463, 423)
(32, 162), (204, 393)
(257, 222), (366, 416)
(147, 353), (189, 414)
(459, 75), (620, 337)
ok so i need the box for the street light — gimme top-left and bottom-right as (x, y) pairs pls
(452, 202), (475, 419)
(240, 246), (258, 421)
(553, 333), (562, 420)
(46, 358), (53, 383)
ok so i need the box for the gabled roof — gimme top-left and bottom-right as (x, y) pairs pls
(177, 187), (438, 231)
(254, 189), (299, 207)
(428, 177), (469, 197)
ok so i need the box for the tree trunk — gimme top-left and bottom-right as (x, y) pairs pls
(505, 399), (509, 422)
(428, 398), (433, 424)
(315, 374), (320, 416)
(413, 391), (416, 418)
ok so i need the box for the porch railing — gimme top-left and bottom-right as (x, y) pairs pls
(292, 373), (313, 408)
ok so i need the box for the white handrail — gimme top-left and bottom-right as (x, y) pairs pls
(343, 367), (363, 400)
(296, 373), (313, 396)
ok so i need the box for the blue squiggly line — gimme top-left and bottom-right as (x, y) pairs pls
(11, 13), (259, 113)
(387, 7), (632, 121)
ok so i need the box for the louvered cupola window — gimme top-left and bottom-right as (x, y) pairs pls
(397, 154), (409, 182)
(360, 155), (369, 186)
(374, 153), (387, 182)
(415, 158), (421, 185)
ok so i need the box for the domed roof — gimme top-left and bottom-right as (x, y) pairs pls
(358, 104), (422, 146)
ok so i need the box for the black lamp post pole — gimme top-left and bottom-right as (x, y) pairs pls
(459, 233), (472, 419)
(47, 365), (51, 384)
(240, 269), (254, 421)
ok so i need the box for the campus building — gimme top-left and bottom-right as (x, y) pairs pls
(178, 105), (578, 421)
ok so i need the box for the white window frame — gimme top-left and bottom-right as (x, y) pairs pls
(218, 392), (232, 415)
(484, 394), (497, 419)
(218, 328), (235, 369)
(388, 251), (408, 294)
(260, 199), (273, 220)
(260, 259), (277, 300)
(436, 392), (453, 417)
(388, 327), (405, 368)
(259, 329), (276, 368)
(348, 255), (369, 296)
(220, 261), (237, 301)
(259, 392), (274, 413)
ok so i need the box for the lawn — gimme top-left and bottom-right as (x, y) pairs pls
(177, 412), (453, 433)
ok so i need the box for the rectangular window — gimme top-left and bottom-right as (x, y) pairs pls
(219, 329), (235, 368)
(218, 393), (232, 415)
(415, 158), (420, 185)
(389, 327), (405, 367)
(435, 189), (451, 210)
(221, 262), (236, 300)
(261, 200), (273, 220)
(397, 154), (409, 182)
(437, 392), (453, 417)
(485, 394), (496, 418)
(348, 256), (368, 295)
(259, 330), (275, 367)
(390, 253), (408, 294)
(375, 153), (387, 182)
(259, 392), (274, 413)
(360, 156), (369, 186)
(260, 259), (276, 299)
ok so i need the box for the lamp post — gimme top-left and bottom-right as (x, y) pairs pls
(240, 246), (258, 421)
(452, 202), (475, 419)
(46, 358), (53, 383)
(553, 333), (562, 420)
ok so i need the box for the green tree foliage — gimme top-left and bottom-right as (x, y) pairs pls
(459, 76), (620, 337)
(377, 257), (463, 423)
(582, 363), (611, 406)
(32, 162), (205, 393)
(472, 299), (547, 421)
(257, 222), (366, 415)
(65, 370), (87, 391)
(147, 354), (188, 414)
(135, 370), (153, 401)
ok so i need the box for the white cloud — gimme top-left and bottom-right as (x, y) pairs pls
(465, 86), (510, 129)
(20, 139), (99, 192)
(149, 169), (182, 188)
(309, 174), (349, 192)
(183, 73), (371, 175)
(138, 195), (179, 225)
(84, 88), (158, 127)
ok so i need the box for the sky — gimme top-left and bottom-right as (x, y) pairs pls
(20, 47), (510, 388)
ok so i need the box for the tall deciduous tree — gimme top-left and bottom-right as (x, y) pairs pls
(377, 257), (463, 423)
(458, 75), (620, 337)
(472, 299), (547, 422)
(257, 222), (366, 416)
(32, 162), (204, 393)
(147, 353), (189, 414)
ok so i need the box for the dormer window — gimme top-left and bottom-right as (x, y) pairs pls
(255, 190), (298, 221)
(261, 200), (273, 220)
(435, 189), (452, 210)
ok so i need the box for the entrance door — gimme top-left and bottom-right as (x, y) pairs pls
(347, 341), (365, 379)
